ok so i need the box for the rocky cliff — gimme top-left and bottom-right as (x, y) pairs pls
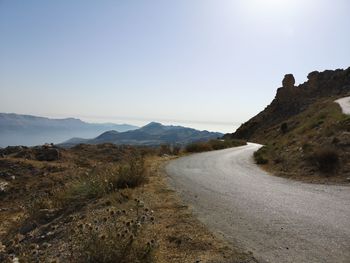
(230, 67), (350, 141)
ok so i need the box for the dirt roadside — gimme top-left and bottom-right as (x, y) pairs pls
(141, 156), (256, 263)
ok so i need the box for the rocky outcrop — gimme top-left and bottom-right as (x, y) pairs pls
(230, 67), (350, 141)
(0, 144), (61, 161)
(282, 74), (295, 88)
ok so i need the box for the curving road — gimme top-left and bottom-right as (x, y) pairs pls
(336, 96), (350, 115)
(166, 144), (350, 263)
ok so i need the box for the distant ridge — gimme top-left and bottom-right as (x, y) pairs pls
(0, 113), (138, 147)
(61, 122), (223, 147)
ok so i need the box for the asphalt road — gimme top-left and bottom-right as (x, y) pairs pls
(336, 96), (350, 114)
(166, 144), (350, 263)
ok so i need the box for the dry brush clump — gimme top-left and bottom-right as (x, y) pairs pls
(29, 153), (148, 212)
(1, 145), (156, 262)
(254, 146), (269, 165)
(71, 199), (156, 263)
(185, 139), (246, 153)
(308, 147), (340, 174)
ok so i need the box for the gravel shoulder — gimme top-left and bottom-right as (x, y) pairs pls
(166, 144), (350, 263)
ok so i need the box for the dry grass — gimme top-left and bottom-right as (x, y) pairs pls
(0, 144), (253, 263)
(252, 99), (350, 183)
(73, 201), (156, 263)
(139, 156), (253, 263)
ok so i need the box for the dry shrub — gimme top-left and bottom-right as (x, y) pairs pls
(73, 200), (156, 263)
(44, 154), (147, 210)
(185, 142), (212, 153)
(158, 144), (172, 156)
(116, 154), (147, 189)
(185, 139), (246, 153)
(158, 144), (181, 156)
(254, 146), (269, 165)
(309, 147), (339, 174)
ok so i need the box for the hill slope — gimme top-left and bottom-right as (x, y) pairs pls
(0, 113), (138, 147)
(62, 122), (223, 147)
(229, 68), (350, 142)
(227, 67), (350, 183)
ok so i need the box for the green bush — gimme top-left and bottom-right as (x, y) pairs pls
(185, 142), (212, 153)
(185, 139), (246, 153)
(254, 146), (269, 165)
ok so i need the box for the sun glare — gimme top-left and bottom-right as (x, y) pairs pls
(239, 0), (298, 15)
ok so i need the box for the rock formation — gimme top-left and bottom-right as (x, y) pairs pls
(229, 67), (350, 141)
(282, 74), (295, 88)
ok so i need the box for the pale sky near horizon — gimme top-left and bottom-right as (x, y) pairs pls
(1, 0), (350, 133)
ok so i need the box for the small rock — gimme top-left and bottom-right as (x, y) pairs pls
(0, 181), (9, 192)
(42, 242), (51, 249)
(0, 242), (6, 253)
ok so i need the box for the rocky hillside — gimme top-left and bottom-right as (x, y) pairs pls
(62, 122), (223, 147)
(227, 67), (350, 183)
(229, 67), (350, 142)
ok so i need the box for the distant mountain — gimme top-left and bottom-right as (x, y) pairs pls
(62, 122), (223, 147)
(0, 113), (138, 147)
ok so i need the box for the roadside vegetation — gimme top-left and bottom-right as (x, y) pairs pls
(253, 99), (350, 183)
(0, 143), (252, 262)
(185, 139), (246, 153)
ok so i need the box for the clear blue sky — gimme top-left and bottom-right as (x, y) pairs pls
(1, 0), (349, 132)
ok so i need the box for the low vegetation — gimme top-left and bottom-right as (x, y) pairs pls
(252, 99), (350, 183)
(253, 146), (269, 165)
(0, 143), (252, 262)
(308, 147), (340, 174)
(185, 139), (246, 153)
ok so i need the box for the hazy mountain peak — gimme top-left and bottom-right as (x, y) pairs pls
(142, 122), (163, 128)
(61, 122), (223, 147)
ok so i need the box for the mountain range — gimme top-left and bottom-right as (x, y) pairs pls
(0, 113), (138, 147)
(61, 122), (223, 147)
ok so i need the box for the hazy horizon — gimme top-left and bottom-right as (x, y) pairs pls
(1, 111), (238, 133)
(1, 0), (350, 133)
